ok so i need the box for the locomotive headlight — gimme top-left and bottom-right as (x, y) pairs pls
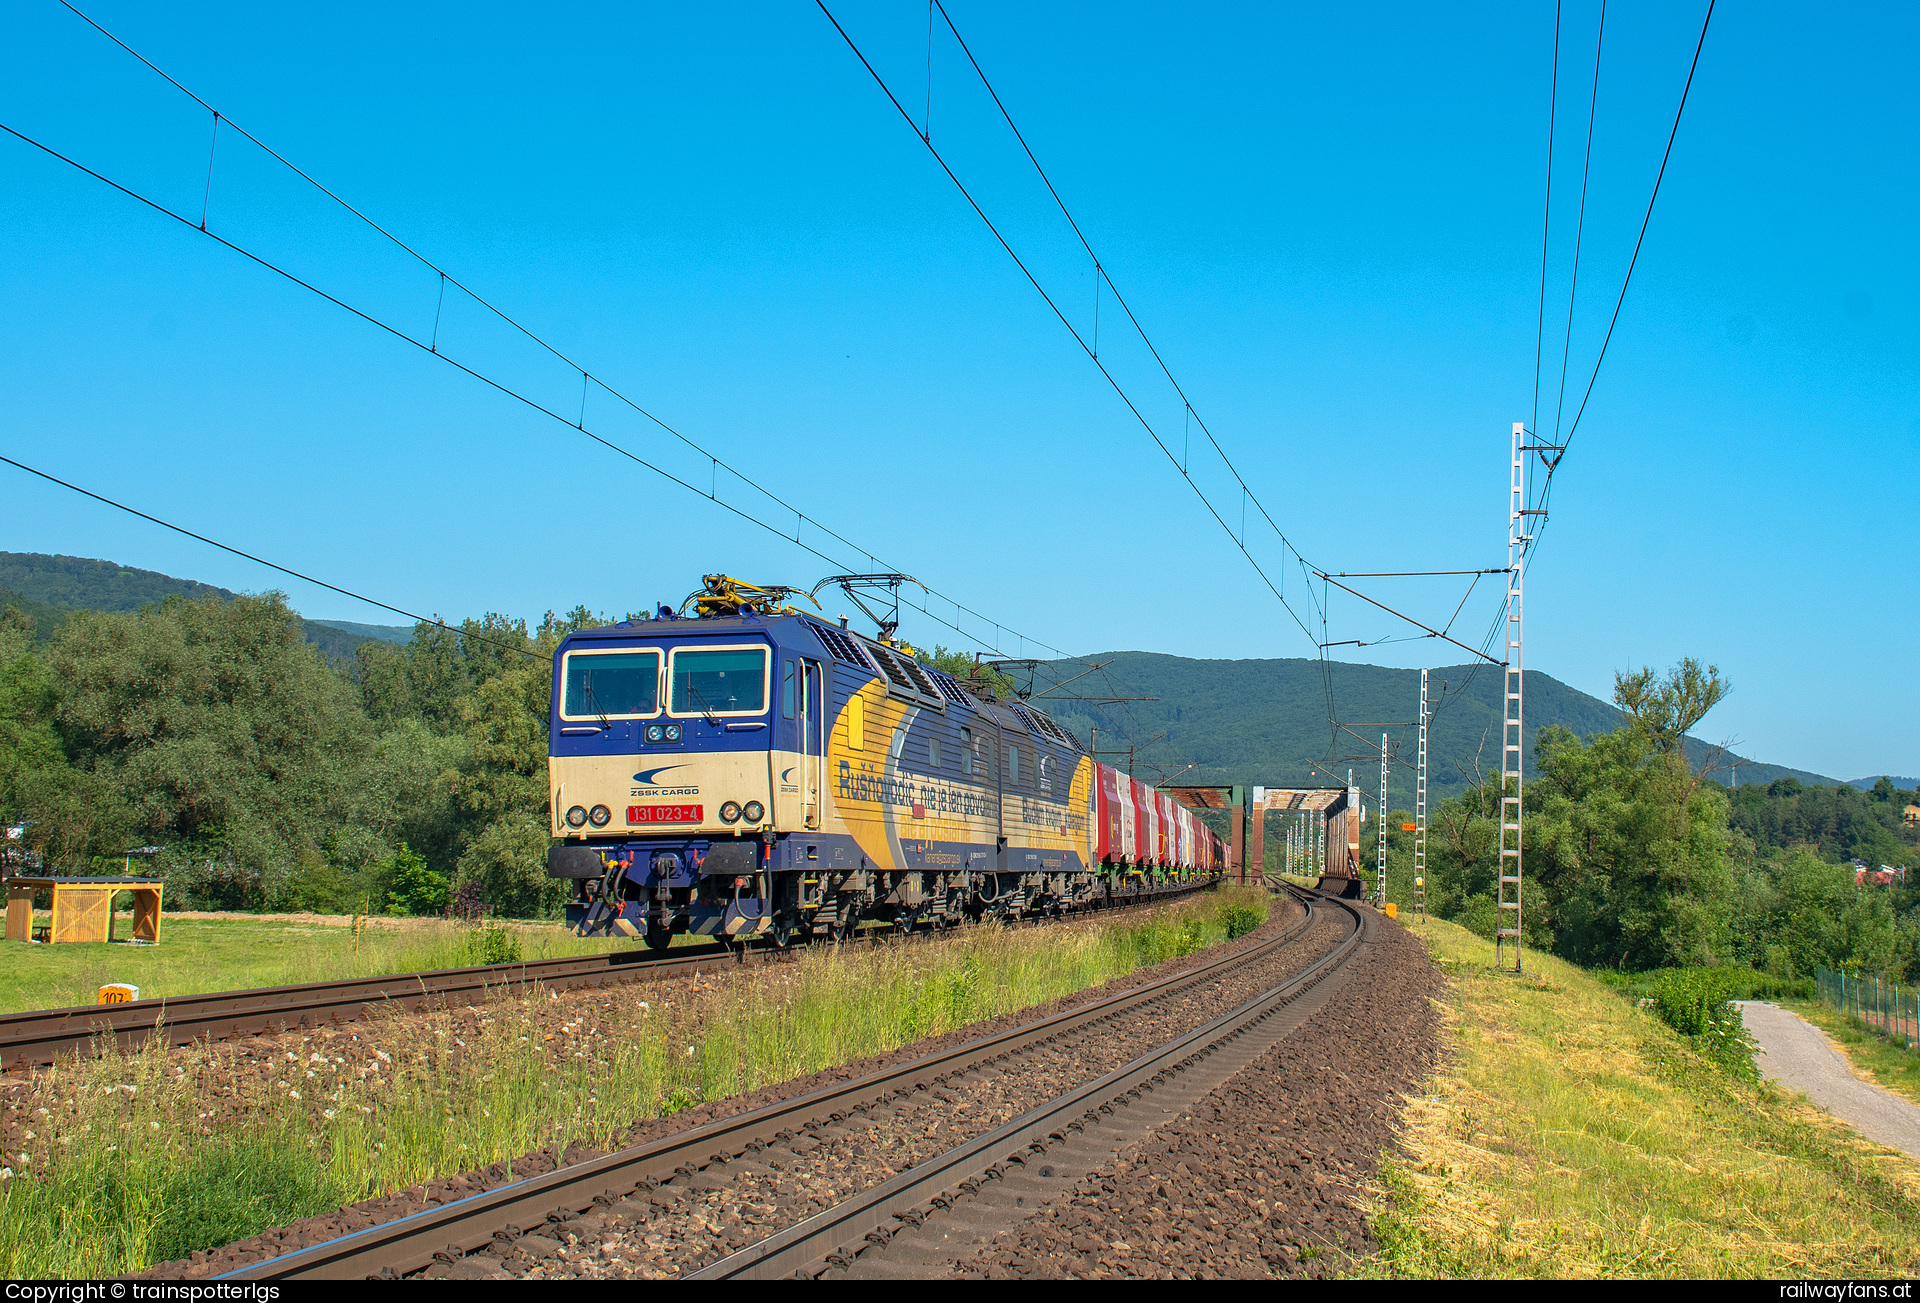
(742, 801), (765, 824)
(718, 801), (742, 824)
(588, 804), (612, 828)
(646, 724), (664, 743)
(664, 723), (682, 742)
(565, 805), (588, 829)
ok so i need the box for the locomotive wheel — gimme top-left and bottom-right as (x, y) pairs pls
(643, 923), (672, 950)
(770, 917), (795, 949)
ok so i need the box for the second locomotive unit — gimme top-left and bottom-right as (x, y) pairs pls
(545, 577), (1221, 944)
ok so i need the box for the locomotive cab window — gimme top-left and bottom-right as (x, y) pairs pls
(960, 727), (974, 775)
(560, 649), (661, 720)
(929, 735), (943, 769)
(782, 660), (797, 719)
(1008, 743), (1020, 786)
(668, 646), (769, 716)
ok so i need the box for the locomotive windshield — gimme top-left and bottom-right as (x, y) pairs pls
(561, 649), (660, 718)
(669, 646), (769, 716)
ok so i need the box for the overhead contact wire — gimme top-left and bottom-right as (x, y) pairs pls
(0, 119), (1049, 661)
(931, 1), (1317, 589)
(0, 453), (545, 664)
(49, 0), (1061, 661)
(816, 0), (1318, 648)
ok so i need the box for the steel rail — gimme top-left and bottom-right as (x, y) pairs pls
(690, 891), (1365, 1279)
(217, 884), (1313, 1281)
(0, 877), (1216, 1070)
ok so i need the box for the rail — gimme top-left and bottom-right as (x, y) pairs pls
(217, 884), (1345, 1281)
(0, 876), (1217, 1070)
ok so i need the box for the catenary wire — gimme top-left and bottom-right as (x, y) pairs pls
(0, 452), (546, 664)
(46, 1), (1062, 662)
(1529, 0), (1564, 445)
(930, 0), (1319, 594)
(815, 0), (1321, 651)
(1535, 0), (1716, 537)
(0, 118), (1058, 662)
(1551, 1), (1607, 443)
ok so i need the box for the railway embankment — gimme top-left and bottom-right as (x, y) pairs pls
(146, 887), (1342, 1281)
(1368, 918), (1920, 1278)
(936, 899), (1443, 1278)
(0, 889), (1268, 1278)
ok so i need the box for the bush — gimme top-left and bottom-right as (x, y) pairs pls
(1454, 895), (1498, 941)
(1220, 903), (1263, 940)
(275, 857), (366, 914)
(1647, 967), (1760, 1080)
(384, 843), (449, 916)
(462, 924), (522, 966)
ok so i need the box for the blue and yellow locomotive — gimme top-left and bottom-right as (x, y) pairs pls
(545, 576), (1216, 944)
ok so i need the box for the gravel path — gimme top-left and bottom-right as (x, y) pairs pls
(1738, 1001), (1920, 1160)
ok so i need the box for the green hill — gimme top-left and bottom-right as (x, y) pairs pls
(0, 552), (403, 663)
(1033, 651), (1839, 810)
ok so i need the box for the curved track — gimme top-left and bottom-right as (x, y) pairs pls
(212, 885), (1355, 1282)
(0, 877), (1216, 1071)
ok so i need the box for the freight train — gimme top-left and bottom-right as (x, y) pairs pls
(544, 578), (1223, 945)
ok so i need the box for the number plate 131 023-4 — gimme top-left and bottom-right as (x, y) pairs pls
(628, 804), (702, 824)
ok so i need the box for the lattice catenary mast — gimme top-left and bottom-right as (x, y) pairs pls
(1377, 732), (1389, 908)
(1415, 668), (1429, 921)
(1498, 422), (1528, 973)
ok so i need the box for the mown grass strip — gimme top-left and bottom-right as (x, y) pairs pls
(1363, 917), (1920, 1279)
(0, 888), (1268, 1278)
(0, 917), (640, 1016)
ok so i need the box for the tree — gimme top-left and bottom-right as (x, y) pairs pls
(1612, 657), (1729, 755)
(925, 646), (1016, 700)
(383, 843), (449, 916)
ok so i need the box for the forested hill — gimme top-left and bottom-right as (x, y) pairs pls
(0, 553), (412, 659)
(1036, 651), (1840, 810)
(0, 553), (1846, 803)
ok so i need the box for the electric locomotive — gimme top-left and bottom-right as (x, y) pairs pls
(545, 576), (1220, 944)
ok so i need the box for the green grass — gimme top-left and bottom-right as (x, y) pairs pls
(0, 888), (1269, 1278)
(0, 917), (645, 1016)
(1362, 917), (1920, 1278)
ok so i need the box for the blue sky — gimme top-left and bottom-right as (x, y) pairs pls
(1, 1), (1913, 780)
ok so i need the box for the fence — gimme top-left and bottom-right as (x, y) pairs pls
(1818, 966), (1919, 1051)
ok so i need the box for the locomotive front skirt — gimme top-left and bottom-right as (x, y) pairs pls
(545, 611), (1221, 945)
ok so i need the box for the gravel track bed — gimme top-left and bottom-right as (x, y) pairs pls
(937, 912), (1443, 1279)
(508, 901), (1343, 1280)
(147, 896), (1308, 1280)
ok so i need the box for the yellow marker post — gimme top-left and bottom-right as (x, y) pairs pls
(97, 983), (140, 1004)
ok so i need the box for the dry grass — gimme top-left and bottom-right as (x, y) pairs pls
(0, 888), (1269, 1278)
(1362, 917), (1920, 1278)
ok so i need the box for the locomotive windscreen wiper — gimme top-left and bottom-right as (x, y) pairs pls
(582, 670), (611, 723)
(683, 679), (720, 724)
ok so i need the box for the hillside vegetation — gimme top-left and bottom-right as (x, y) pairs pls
(1381, 660), (1918, 975)
(0, 591), (593, 917)
(1038, 650), (1836, 810)
(0, 551), (410, 662)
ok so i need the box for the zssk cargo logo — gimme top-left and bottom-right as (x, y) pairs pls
(631, 765), (700, 798)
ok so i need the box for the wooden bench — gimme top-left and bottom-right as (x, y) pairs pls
(3, 877), (164, 944)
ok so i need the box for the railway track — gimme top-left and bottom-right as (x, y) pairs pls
(209, 884), (1358, 1282)
(0, 877), (1217, 1071)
